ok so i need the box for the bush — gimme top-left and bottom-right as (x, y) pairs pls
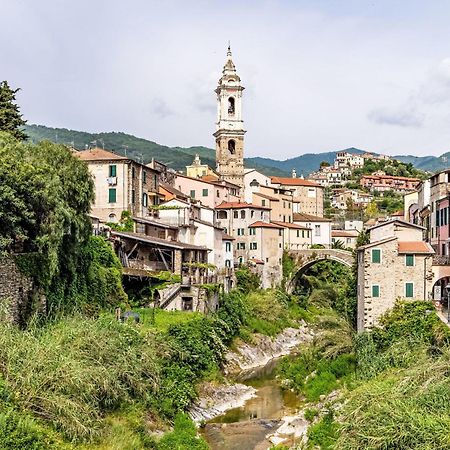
(157, 414), (208, 450)
(308, 410), (338, 450)
(235, 267), (261, 294)
(0, 316), (159, 441)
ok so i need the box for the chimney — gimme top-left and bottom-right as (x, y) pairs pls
(292, 168), (297, 178)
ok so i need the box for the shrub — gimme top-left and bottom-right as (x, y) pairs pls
(0, 316), (159, 441)
(157, 414), (209, 450)
(308, 410), (338, 450)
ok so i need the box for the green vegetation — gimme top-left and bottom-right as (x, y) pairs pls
(0, 81), (27, 140)
(352, 157), (427, 180)
(107, 211), (134, 232)
(157, 414), (208, 450)
(24, 124), (289, 176)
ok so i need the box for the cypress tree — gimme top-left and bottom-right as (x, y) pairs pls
(0, 80), (27, 140)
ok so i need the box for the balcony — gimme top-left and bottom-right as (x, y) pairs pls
(433, 255), (450, 266)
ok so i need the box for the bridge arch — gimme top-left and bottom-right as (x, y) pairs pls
(285, 249), (353, 294)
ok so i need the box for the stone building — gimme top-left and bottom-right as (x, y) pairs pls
(270, 176), (324, 216)
(76, 148), (160, 223)
(356, 219), (434, 332)
(214, 46), (246, 188)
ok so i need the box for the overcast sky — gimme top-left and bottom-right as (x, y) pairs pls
(3, 0), (450, 159)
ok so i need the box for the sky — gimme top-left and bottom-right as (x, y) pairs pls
(3, 0), (450, 159)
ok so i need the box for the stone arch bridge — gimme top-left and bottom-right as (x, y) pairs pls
(285, 249), (354, 293)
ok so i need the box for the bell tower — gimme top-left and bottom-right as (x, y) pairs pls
(214, 45), (245, 188)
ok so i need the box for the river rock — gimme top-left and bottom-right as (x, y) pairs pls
(189, 382), (257, 423)
(224, 323), (313, 375)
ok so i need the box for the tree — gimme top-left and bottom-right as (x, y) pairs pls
(0, 133), (125, 315)
(365, 200), (379, 219)
(320, 161), (331, 168)
(0, 81), (27, 140)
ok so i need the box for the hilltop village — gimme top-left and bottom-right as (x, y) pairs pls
(56, 47), (448, 332)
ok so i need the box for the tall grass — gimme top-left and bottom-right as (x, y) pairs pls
(0, 316), (160, 442)
(336, 348), (450, 449)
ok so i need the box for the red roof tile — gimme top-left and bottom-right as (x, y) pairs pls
(75, 148), (128, 161)
(249, 221), (284, 229)
(293, 212), (332, 222)
(272, 221), (311, 230)
(270, 176), (321, 187)
(215, 201), (271, 210)
(397, 241), (434, 254)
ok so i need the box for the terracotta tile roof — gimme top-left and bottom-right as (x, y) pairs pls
(249, 258), (265, 265)
(361, 174), (420, 182)
(272, 221), (311, 230)
(215, 201), (271, 210)
(293, 212), (332, 222)
(75, 147), (128, 161)
(200, 175), (220, 182)
(254, 192), (280, 201)
(332, 230), (359, 238)
(249, 221), (284, 229)
(270, 176), (321, 187)
(368, 218), (425, 231)
(159, 183), (189, 200)
(397, 241), (434, 254)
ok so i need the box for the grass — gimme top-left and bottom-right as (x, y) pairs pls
(0, 316), (160, 442)
(132, 308), (201, 332)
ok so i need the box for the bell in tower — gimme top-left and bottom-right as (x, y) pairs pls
(213, 45), (246, 188)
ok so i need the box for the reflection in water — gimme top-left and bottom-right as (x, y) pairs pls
(203, 356), (301, 449)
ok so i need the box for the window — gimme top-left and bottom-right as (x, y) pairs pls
(250, 242), (257, 250)
(372, 285), (380, 297)
(132, 167), (136, 179)
(142, 193), (148, 207)
(225, 242), (231, 252)
(249, 228), (256, 235)
(143, 170), (147, 184)
(251, 210), (255, 218)
(217, 211), (227, 219)
(234, 211), (239, 218)
(153, 174), (157, 187)
(262, 199), (266, 206)
(228, 139), (236, 154)
(109, 165), (117, 177)
(279, 229), (283, 236)
(371, 249), (381, 263)
(225, 259), (231, 267)
(297, 230), (300, 238)
(190, 190), (195, 198)
(302, 230), (305, 238)
(405, 282), (414, 298)
(131, 189), (136, 204)
(405, 255), (414, 266)
(108, 188), (116, 203)
(237, 242), (246, 250)
(202, 189), (208, 197)
(217, 190), (220, 197)
(315, 224), (321, 236)
(240, 210), (245, 219)
(237, 228), (245, 236)
(228, 97), (235, 114)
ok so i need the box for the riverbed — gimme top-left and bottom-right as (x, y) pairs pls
(202, 357), (306, 450)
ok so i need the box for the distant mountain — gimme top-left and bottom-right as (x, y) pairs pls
(23, 124), (450, 176)
(24, 124), (289, 177)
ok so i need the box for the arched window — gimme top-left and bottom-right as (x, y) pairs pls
(108, 213), (117, 223)
(228, 139), (236, 154)
(228, 97), (235, 115)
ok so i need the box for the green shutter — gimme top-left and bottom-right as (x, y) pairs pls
(190, 190), (195, 198)
(108, 188), (116, 203)
(371, 249), (381, 263)
(405, 255), (414, 266)
(109, 165), (117, 177)
(372, 285), (380, 297)
(405, 283), (414, 298)
(202, 189), (208, 197)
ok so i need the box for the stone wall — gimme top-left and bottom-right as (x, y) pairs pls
(0, 255), (35, 324)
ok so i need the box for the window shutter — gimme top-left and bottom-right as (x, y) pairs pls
(372, 249), (381, 263)
(108, 188), (116, 203)
(405, 283), (414, 298)
(372, 285), (380, 297)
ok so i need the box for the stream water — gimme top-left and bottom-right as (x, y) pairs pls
(202, 358), (301, 450)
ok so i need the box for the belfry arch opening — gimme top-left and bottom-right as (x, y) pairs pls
(228, 97), (235, 115)
(228, 139), (236, 154)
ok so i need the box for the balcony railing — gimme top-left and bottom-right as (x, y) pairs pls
(433, 255), (450, 266)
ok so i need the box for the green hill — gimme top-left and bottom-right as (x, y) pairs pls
(24, 124), (289, 177)
(24, 124), (450, 176)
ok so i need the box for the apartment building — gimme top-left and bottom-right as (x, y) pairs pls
(293, 212), (332, 247)
(357, 219), (434, 332)
(360, 172), (420, 193)
(270, 176), (324, 216)
(76, 148), (160, 223)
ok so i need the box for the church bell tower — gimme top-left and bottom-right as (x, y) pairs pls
(214, 45), (245, 188)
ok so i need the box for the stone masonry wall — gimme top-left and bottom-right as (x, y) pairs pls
(0, 256), (34, 324)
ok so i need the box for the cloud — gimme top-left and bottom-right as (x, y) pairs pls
(368, 107), (424, 128)
(151, 98), (175, 119)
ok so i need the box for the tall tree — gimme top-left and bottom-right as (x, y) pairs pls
(0, 81), (27, 140)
